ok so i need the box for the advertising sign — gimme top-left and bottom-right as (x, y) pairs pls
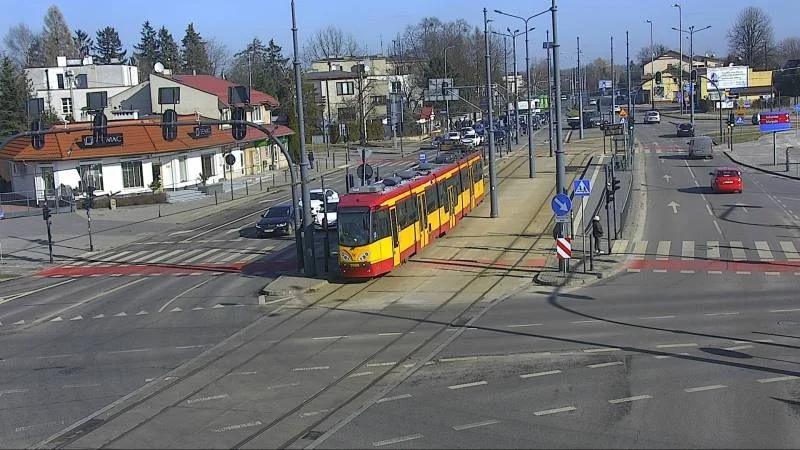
(598, 80), (612, 90)
(80, 134), (124, 148)
(425, 78), (458, 101)
(707, 66), (748, 90)
(759, 111), (792, 133)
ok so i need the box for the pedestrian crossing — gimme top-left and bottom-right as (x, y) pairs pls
(637, 147), (688, 155)
(607, 239), (800, 275)
(64, 244), (276, 268)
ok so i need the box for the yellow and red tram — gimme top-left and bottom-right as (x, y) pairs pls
(338, 149), (485, 278)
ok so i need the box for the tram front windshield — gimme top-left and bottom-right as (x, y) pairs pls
(338, 207), (370, 247)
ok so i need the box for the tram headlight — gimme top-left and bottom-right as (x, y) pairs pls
(358, 252), (370, 261)
(341, 252), (352, 262)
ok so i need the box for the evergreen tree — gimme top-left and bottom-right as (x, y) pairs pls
(180, 23), (211, 75)
(93, 26), (127, 64)
(73, 29), (93, 58)
(25, 36), (47, 68)
(41, 5), (78, 65)
(156, 26), (180, 73)
(0, 56), (30, 135)
(133, 21), (158, 79)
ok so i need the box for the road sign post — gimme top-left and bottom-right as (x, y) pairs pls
(551, 193), (572, 272)
(573, 179), (591, 273)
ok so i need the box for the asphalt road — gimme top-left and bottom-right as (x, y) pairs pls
(306, 115), (800, 449)
(0, 150), (434, 448)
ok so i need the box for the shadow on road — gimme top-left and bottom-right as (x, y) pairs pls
(678, 186), (712, 194)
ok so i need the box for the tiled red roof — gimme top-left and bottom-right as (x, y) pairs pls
(420, 106), (434, 120)
(0, 115), (294, 162)
(170, 75), (279, 108)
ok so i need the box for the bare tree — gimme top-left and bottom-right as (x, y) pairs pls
(778, 37), (800, 64)
(303, 26), (361, 63)
(636, 43), (669, 66)
(3, 23), (39, 67)
(205, 37), (230, 76)
(727, 6), (775, 69)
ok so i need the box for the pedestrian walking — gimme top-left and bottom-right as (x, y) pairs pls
(591, 216), (604, 254)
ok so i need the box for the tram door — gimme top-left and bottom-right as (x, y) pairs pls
(447, 185), (457, 229)
(389, 206), (400, 266)
(417, 194), (428, 249)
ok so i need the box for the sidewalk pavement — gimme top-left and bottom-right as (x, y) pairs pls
(724, 129), (800, 180)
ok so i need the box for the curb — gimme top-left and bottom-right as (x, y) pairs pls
(723, 151), (800, 181)
(260, 275), (329, 297)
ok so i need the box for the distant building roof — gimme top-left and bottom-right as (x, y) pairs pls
(166, 74), (279, 108)
(304, 70), (358, 81)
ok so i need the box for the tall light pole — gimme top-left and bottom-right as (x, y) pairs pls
(444, 45), (456, 132)
(646, 19), (655, 110)
(291, 0), (315, 275)
(551, 0), (566, 196)
(508, 28), (521, 145)
(577, 36), (584, 139)
(546, 29), (554, 156)
(484, 8), (499, 218)
(673, 24), (711, 125)
(491, 31), (511, 135)
(496, 8), (545, 178)
(611, 36), (615, 125)
(672, 3), (683, 114)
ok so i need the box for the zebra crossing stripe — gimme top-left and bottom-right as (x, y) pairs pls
(632, 241), (648, 260)
(730, 241), (747, 261)
(612, 239), (628, 255)
(707, 241), (720, 259)
(681, 241), (694, 260)
(656, 241), (671, 260)
(145, 249), (185, 264)
(780, 241), (800, 261)
(754, 241), (774, 261)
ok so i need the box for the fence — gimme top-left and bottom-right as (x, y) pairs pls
(0, 188), (75, 219)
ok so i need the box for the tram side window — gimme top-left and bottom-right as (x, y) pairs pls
(460, 168), (469, 192)
(425, 186), (437, 213)
(438, 182), (449, 213)
(473, 161), (483, 182)
(397, 198), (413, 229)
(372, 209), (391, 241)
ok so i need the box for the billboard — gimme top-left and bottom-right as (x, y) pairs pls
(598, 80), (612, 90)
(707, 66), (748, 90)
(425, 78), (458, 101)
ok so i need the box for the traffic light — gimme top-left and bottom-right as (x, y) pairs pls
(728, 112), (735, 125)
(42, 204), (51, 221)
(690, 69), (697, 82)
(612, 177), (620, 193)
(231, 106), (246, 141)
(606, 178), (620, 203)
(30, 120), (44, 150)
(655, 71), (662, 85)
(92, 112), (107, 142)
(162, 109), (178, 141)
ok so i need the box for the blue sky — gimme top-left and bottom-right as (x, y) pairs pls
(4, 0), (800, 66)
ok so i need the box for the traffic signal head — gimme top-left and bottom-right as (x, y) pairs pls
(162, 109), (178, 141)
(441, 81), (449, 96)
(690, 69), (697, 82)
(231, 106), (246, 141)
(655, 71), (662, 85)
(605, 188), (614, 204)
(30, 120), (44, 150)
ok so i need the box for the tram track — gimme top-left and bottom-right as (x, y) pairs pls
(39, 145), (595, 450)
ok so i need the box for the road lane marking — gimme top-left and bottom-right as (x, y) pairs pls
(736, 271), (752, 275)
(534, 406), (576, 416)
(583, 347), (620, 353)
(780, 241), (800, 260)
(684, 384), (727, 393)
(704, 312), (739, 316)
(448, 381), (487, 390)
(158, 278), (214, 313)
(653, 269), (668, 273)
(680, 270), (695, 274)
(656, 343), (697, 348)
(211, 420), (263, 433)
(312, 335), (348, 340)
(187, 394), (229, 404)
(507, 323), (543, 328)
(682, 241), (695, 260)
(757, 376), (799, 383)
(33, 278), (145, 326)
(366, 362), (397, 367)
(713, 220), (723, 235)
(653, 352), (691, 359)
(640, 315), (675, 320)
(372, 434), (423, 447)
(520, 370), (561, 379)
(108, 348), (149, 354)
(348, 371), (374, 378)
(265, 382), (300, 390)
(0, 388), (29, 396)
(632, 241), (648, 259)
(709, 270), (723, 274)
(770, 308), (800, 313)
(706, 204), (714, 216)
(707, 241), (720, 259)
(611, 239), (628, 255)
(609, 394), (652, 404)
(765, 272), (781, 276)
(656, 241), (671, 260)
(0, 279), (76, 305)
(377, 332), (403, 336)
(146, 249), (185, 264)
(439, 356), (478, 362)
(587, 361), (623, 368)
(50, 317), (63, 322)
(452, 419), (500, 431)
(626, 268), (641, 273)
(176, 345), (206, 350)
(754, 241), (774, 261)
(376, 394), (412, 403)
(730, 241), (747, 261)
(292, 366), (330, 371)
(300, 408), (331, 418)
(724, 345), (753, 351)
(570, 320), (601, 324)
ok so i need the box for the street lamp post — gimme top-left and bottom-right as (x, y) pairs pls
(508, 28), (521, 145)
(484, 8), (499, 218)
(672, 3), (683, 114)
(444, 45), (456, 132)
(495, 8), (543, 178)
(673, 24), (711, 125)
(546, 29), (554, 156)
(646, 19), (655, 110)
(491, 31), (511, 144)
(577, 36), (584, 139)
(551, 0), (566, 197)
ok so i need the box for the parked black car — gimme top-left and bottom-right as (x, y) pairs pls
(676, 122), (695, 137)
(256, 204), (295, 236)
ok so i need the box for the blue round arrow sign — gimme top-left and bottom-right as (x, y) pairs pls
(551, 193), (572, 216)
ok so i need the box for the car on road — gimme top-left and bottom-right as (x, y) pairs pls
(710, 167), (743, 193)
(643, 110), (661, 124)
(688, 136), (715, 159)
(256, 204), (295, 236)
(306, 189), (339, 228)
(676, 122), (695, 137)
(460, 127), (481, 147)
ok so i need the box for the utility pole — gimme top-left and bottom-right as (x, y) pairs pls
(509, 28), (520, 145)
(484, 7), (499, 218)
(627, 31), (632, 128)
(291, 0), (316, 276)
(577, 36), (584, 139)
(444, 45), (456, 132)
(647, 19), (655, 110)
(673, 3), (683, 114)
(552, 0), (566, 196)
(546, 29), (554, 157)
(611, 36), (615, 125)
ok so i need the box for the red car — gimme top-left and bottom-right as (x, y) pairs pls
(710, 167), (743, 193)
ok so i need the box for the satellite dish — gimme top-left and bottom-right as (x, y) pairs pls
(154, 62), (165, 73)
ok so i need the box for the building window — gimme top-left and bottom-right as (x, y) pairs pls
(57, 73), (65, 89)
(201, 155), (215, 179)
(179, 155), (188, 182)
(391, 81), (402, 93)
(336, 81), (355, 95)
(338, 107), (357, 121)
(78, 163), (104, 192)
(121, 161), (144, 188)
(40, 167), (55, 193)
(61, 98), (72, 115)
(371, 96), (387, 105)
(252, 106), (262, 122)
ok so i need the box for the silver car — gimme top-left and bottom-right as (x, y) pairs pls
(644, 110), (661, 124)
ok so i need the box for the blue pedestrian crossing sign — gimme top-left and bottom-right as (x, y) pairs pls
(573, 179), (591, 196)
(419, 152), (427, 164)
(551, 193), (572, 216)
